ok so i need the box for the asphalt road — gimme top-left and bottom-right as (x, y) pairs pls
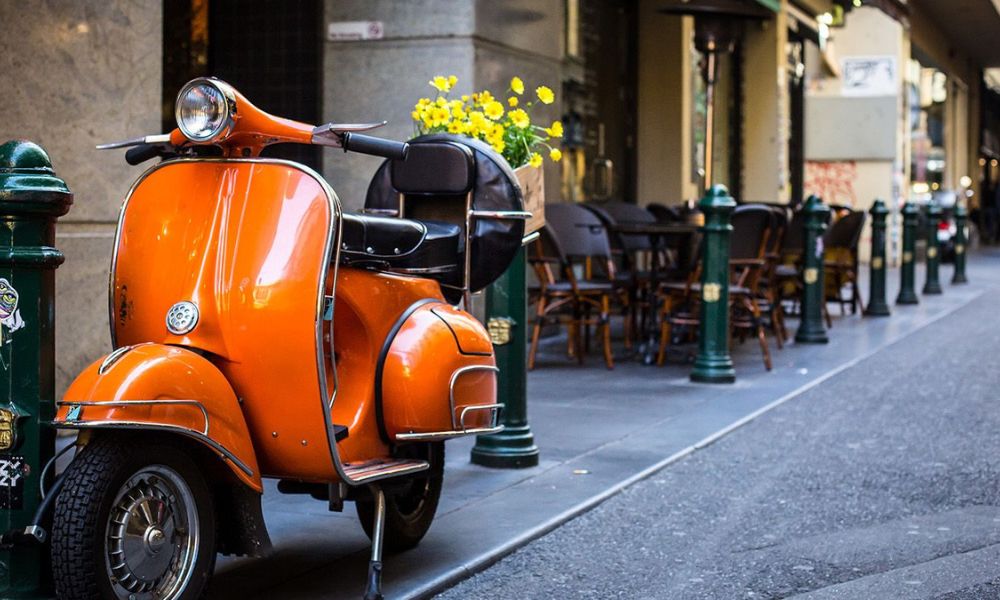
(436, 290), (1000, 600)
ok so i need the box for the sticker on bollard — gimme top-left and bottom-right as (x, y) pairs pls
(0, 456), (27, 510)
(0, 279), (25, 349)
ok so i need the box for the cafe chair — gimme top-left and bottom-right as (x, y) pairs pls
(823, 209), (867, 315)
(528, 203), (624, 370)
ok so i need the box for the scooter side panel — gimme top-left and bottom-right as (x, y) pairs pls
(330, 268), (446, 462)
(53, 343), (262, 491)
(110, 160), (339, 481)
(381, 303), (498, 439)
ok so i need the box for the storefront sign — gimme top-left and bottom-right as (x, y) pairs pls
(841, 56), (897, 97)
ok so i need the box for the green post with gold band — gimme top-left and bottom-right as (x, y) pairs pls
(0, 141), (73, 598)
(690, 185), (736, 384)
(795, 195), (830, 344)
(952, 202), (968, 284)
(864, 199), (890, 317)
(923, 201), (943, 295)
(471, 248), (539, 468)
(896, 202), (920, 305)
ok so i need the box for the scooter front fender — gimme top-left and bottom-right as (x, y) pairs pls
(53, 343), (262, 491)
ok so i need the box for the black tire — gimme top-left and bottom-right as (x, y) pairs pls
(356, 442), (444, 552)
(51, 434), (217, 600)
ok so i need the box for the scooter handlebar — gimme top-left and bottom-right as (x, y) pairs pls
(125, 144), (163, 166)
(341, 133), (409, 161)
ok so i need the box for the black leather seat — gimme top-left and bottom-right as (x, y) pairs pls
(339, 212), (462, 284)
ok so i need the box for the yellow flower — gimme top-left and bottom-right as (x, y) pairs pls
(448, 75), (458, 88)
(468, 110), (488, 135)
(491, 139), (506, 153)
(529, 152), (543, 168)
(417, 97), (432, 108)
(435, 97), (447, 107)
(430, 76), (453, 92)
(477, 90), (495, 106)
(545, 120), (564, 138)
(536, 85), (554, 104)
(509, 108), (530, 129)
(411, 110), (421, 122)
(549, 148), (562, 162)
(511, 77), (524, 95)
(483, 100), (505, 121)
(448, 120), (465, 134)
(429, 106), (450, 127)
(461, 94), (470, 102)
(450, 100), (466, 119)
(508, 96), (519, 107)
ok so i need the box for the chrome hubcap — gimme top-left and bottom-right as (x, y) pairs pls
(105, 466), (199, 600)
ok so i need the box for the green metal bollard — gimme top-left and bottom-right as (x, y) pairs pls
(923, 201), (943, 295)
(690, 185), (736, 384)
(952, 201), (968, 284)
(0, 141), (72, 598)
(471, 247), (539, 468)
(795, 194), (830, 344)
(864, 199), (891, 317)
(896, 202), (920, 305)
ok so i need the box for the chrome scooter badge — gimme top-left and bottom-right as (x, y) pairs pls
(166, 301), (199, 335)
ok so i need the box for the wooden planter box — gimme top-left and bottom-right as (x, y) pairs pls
(514, 165), (545, 235)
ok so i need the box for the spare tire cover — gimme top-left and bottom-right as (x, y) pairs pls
(365, 134), (525, 293)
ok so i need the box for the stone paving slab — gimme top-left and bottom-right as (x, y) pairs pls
(205, 254), (994, 600)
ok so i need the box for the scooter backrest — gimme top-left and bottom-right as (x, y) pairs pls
(366, 134), (526, 296)
(391, 141), (475, 196)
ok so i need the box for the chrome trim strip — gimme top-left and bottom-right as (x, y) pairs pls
(448, 365), (500, 429)
(98, 345), (133, 374)
(57, 399), (211, 436)
(522, 231), (541, 246)
(387, 265), (458, 275)
(394, 425), (504, 442)
(342, 459), (430, 482)
(470, 210), (533, 220)
(51, 421), (254, 478)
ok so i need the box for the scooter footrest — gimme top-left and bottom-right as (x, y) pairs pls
(342, 458), (429, 483)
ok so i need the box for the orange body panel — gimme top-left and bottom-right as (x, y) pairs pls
(381, 304), (498, 438)
(54, 344), (261, 491)
(330, 269), (445, 462)
(108, 159), (339, 481)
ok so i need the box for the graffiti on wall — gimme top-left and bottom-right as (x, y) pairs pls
(805, 161), (858, 207)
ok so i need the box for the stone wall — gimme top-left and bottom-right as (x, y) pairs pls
(0, 0), (162, 394)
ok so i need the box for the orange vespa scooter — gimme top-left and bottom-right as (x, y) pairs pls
(42, 77), (529, 600)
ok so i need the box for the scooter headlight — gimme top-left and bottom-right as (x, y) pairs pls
(175, 78), (236, 143)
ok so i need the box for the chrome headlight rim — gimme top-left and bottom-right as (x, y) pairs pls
(174, 77), (237, 144)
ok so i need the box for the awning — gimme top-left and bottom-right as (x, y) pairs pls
(755, 0), (781, 12)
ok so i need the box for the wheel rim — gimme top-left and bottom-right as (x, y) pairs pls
(104, 465), (200, 600)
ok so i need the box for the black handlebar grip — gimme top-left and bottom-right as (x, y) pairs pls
(342, 133), (409, 160)
(125, 144), (162, 166)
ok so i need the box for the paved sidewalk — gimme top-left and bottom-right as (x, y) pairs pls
(207, 253), (996, 600)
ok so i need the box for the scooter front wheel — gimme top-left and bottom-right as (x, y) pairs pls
(50, 434), (217, 600)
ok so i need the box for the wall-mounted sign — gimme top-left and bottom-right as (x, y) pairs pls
(327, 21), (384, 42)
(841, 55), (897, 97)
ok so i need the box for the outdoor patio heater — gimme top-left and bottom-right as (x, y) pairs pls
(658, 0), (772, 192)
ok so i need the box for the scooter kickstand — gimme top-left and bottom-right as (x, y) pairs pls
(363, 485), (387, 600)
